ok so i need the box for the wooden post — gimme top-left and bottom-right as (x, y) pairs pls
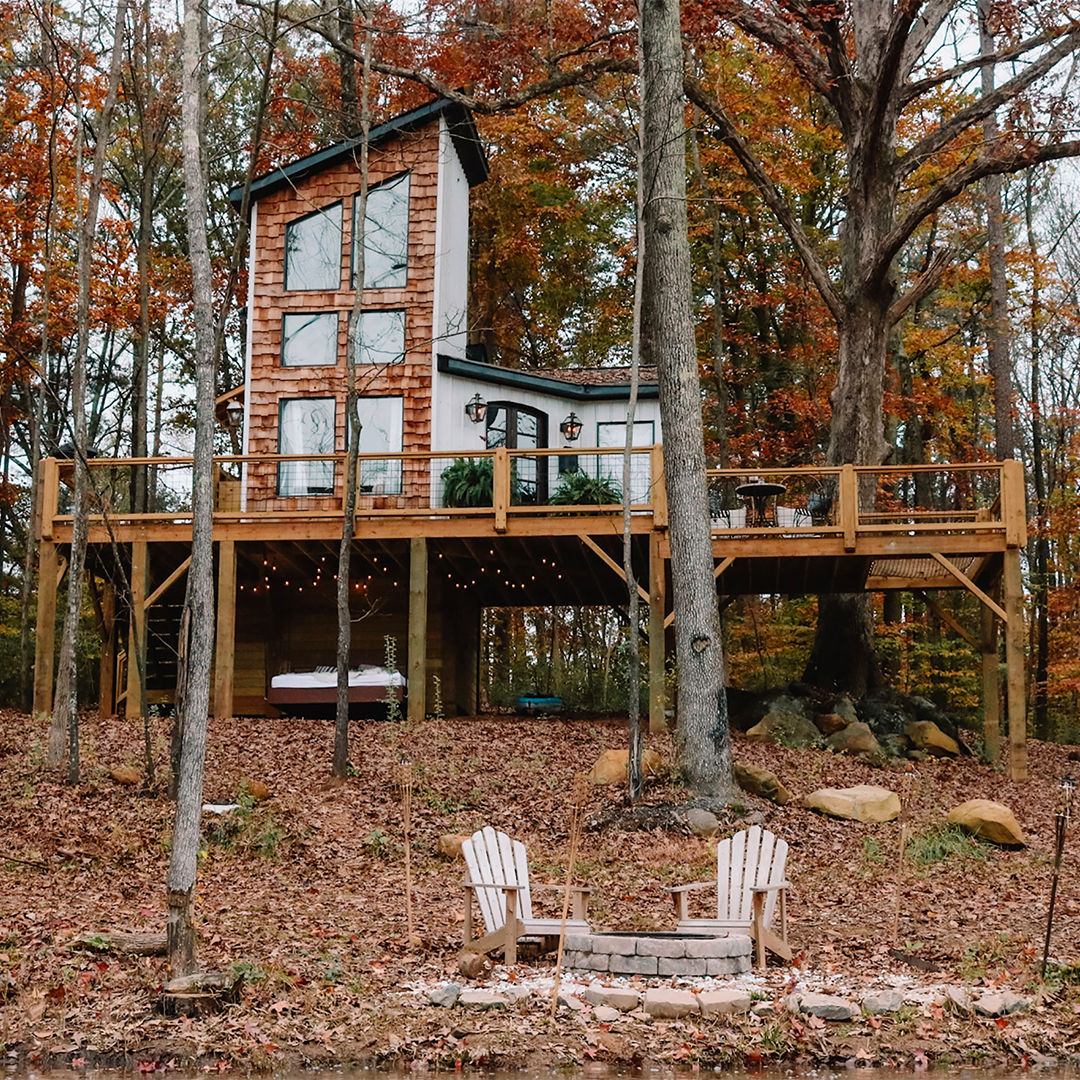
(493, 448), (509, 533)
(39, 457), (59, 542)
(99, 583), (117, 718)
(839, 463), (857, 551)
(980, 581), (1001, 765)
(32, 541), (60, 721)
(126, 540), (148, 719)
(407, 536), (428, 723)
(214, 539), (237, 720)
(649, 530), (667, 732)
(1003, 547), (1027, 782)
(650, 445), (667, 528)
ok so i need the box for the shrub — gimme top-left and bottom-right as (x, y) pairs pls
(441, 458), (493, 507)
(550, 472), (621, 506)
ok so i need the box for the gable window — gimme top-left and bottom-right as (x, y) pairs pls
(354, 172), (410, 289)
(285, 203), (342, 291)
(282, 312), (338, 367)
(485, 401), (548, 503)
(278, 397), (336, 496)
(352, 396), (404, 495)
(348, 309), (406, 366)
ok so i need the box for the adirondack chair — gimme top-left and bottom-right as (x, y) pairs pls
(667, 825), (792, 967)
(461, 826), (591, 965)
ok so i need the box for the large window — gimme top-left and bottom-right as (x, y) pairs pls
(350, 309), (406, 366)
(282, 312), (338, 367)
(278, 398), (336, 496)
(354, 173), (410, 289)
(485, 401), (548, 503)
(285, 203), (342, 291)
(597, 420), (655, 504)
(353, 396), (404, 494)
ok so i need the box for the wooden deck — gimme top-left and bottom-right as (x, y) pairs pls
(31, 450), (1028, 778)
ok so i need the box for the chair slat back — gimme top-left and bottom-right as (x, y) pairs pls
(716, 825), (787, 927)
(463, 827), (533, 934)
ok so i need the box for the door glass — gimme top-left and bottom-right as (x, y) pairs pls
(353, 397), (404, 494)
(278, 398), (336, 495)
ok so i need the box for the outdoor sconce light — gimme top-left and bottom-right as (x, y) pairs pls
(225, 399), (244, 431)
(465, 393), (487, 425)
(559, 411), (583, 442)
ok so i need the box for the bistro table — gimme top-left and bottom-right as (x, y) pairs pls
(735, 480), (787, 527)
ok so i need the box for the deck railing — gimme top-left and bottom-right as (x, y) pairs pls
(36, 451), (1025, 546)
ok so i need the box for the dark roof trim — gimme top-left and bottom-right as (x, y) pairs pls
(229, 98), (488, 207)
(437, 354), (660, 401)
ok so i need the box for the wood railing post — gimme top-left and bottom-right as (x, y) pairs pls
(126, 540), (148, 718)
(39, 457), (59, 541)
(839, 464), (857, 551)
(493, 448), (509, 533)
(1003, 547), (1027, 782)
(1001, 458), (1027, 549)
(650, 446), (667, 527)
(32, 540), (60, 720)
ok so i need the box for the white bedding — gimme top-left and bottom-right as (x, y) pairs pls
(271, 666), (406, 689)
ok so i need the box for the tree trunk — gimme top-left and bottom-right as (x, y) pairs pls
(168, 0), (217, 976)
(640, 0), (733, 800)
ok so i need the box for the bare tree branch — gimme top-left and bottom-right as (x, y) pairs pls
(685, 77), (843, 323)
(899, 0), (960, 81)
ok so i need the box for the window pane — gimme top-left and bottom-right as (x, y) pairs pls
(279, 398), (336, 495)
(285, 204), (342, 291)
(352, 309), (405, 366)
(353, 397), (403, 494)
(282, 312), (338, 367)
(356, 173), (410, 289)
(596, 421), (655, 503)
(485, 405), (507, 448)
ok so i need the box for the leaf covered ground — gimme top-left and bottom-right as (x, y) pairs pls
(2, 708), (1079, 1073)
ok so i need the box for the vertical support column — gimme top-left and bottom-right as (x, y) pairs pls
(126, 539), (148, 718)
(32, 541), (60, 720)
(99, 583), (117, 718)
(214, 539), (237, 720)
(407, 536), (428, 723)
(839, 463), (857, 551)
(649, 531), (667, 732)
(493, 448), (509, 533)
(980, 581), (1001, 764)
(1003, 547), (1027, 782)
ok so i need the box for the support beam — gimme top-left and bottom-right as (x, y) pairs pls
(579, 535), (650, 604)
(1003, 548), (1027, 782)
(408, 536), (428, 723)
(929, 552), (1007, 622)
(144, 556), (191, 610)
(125, 540), (148, 719)
(980, 580), (1001, 765)
(32, 541), (60, 720)
(913, 589), (977, 648)
(98, 582), (117, 718)
(649, 531), (667, 732)
(214, 540), (237, 720)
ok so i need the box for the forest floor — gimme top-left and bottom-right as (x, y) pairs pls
(2, 708), (1080, 1074)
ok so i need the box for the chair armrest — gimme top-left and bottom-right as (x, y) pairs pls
(663, 880), (714, 895)
(531, 883), (592, 894)
(463, 880), (523, 891)
(748, 881), (790, 893)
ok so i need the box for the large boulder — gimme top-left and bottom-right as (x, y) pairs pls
(947, 799), (1025, 846)
(908, 696), (970, 754)
(905, 720), (960, 757)
(588, 748), (663, 785)
(855, 695), (911, 738)
(733, 762), (794, 805)
(831, 695), (859, 724)
(745, 711), (822, 749)
(814, 712), (848, 736)
(826, 721), (884, 763)
(804, 785), (901, 823)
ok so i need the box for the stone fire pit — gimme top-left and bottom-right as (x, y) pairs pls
(562, 932), (752, 977)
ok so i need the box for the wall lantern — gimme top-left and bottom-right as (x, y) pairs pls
(559, 411), (583, 442)
(225, 399), (244, 431)
(465, 392), (488, 425)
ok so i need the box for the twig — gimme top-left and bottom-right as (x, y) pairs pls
(397, 756), (416, 946)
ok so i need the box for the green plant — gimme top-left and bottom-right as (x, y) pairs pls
(549, 471), (621, 506)
(364, 828), (392, 858)
(906, 823), (989, 866)
(862, 837), (884, 863)
(383, 635), (403, 722)
(441, 457), (494, 507)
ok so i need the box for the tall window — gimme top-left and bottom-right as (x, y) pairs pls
(349, 309), (406, 366)
(285, 203), (342, 291)
(278, 398), (336, 496)
(485, 401), (548, 503)
(352, 397), (404, 494)
(282, 312), (338, 367)
(354, 173), (410, 289)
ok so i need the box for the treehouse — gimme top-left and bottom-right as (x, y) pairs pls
(30, 98), (1028, 775)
